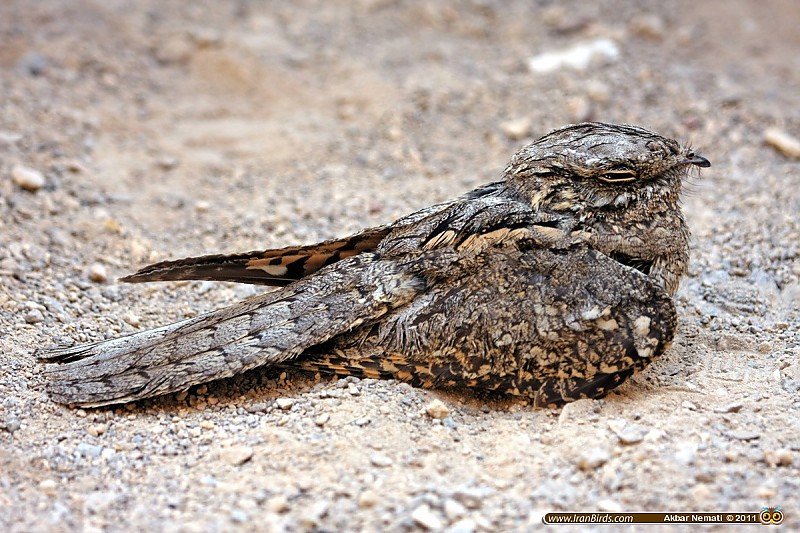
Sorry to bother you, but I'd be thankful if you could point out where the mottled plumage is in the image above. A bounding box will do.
[39,122,710,407]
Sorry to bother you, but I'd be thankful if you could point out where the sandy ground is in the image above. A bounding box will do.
[1,1,799,531]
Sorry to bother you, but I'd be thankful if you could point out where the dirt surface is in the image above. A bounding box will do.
[1,1,799,531]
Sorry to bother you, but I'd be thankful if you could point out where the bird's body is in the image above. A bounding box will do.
[39,122,710,407]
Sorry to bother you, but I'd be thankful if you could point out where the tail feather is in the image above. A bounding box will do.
[39,253,424,407]
[119,227,391,286]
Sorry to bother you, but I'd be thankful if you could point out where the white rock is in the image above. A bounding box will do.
[528,38,619,73]
[275,398,295,410]
[411,504,443,530]
[219,445,254,466]
[425,399,450,419]
[500,117,532,140]
[11,164,45,191]
[88,263,108,283]
[764,128,800,158]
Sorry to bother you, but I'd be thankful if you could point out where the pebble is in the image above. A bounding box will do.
[411,504,443,531]
[629,14,665,40]
[528,38,619,73]
[123,313,141,327]
[25,309,45,324]
[763,449,793,467]
[219,445,254,466]
[358,491,378,508]
[11,164,46,191]
[558,398,598,425]
[597,498,623,512]
[38,479,58,496]
[446,518,476,533]
[726,430,760,442]
[499,117,531,140]
[452,487,489,508]
[75,442,103,458]
[714,402,744,414]
[88,263,108,283]
[87,423,107,437]
[764,128,800,158]
[577,447,610,470]
[275,398,295,410]
[267,495,289,513]
[607,419,646,445]
[3,416,22,433]
[424,399,450,419]
[314,413,330,426]
[444,498,467,520]
[369,452,393,467]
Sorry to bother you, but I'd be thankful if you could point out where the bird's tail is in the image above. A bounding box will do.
[38,253,425,407]
[119,227,391,286]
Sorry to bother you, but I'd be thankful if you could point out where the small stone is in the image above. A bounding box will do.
[220,445,254,466]
[275,398,295,410]
[444,498,467,520]
[194,200,210,212]
[764,449,793,467]
[630,14,665,40]
[452,487,489,508]
[500,117,531,140]
[39,479,58,496]
[764,128,800,158]
[446,518,476,533]
[681,400,697,411]
[369,452,393,467]
[158,156,179,169]
[567,97,592,123]
[585,80,610,103]
[528,38,619,73]
[674,445,697,466]
[425,399,450,419]
[11,164,46,191]
[411,504,443,531]
[75,442,103,458]
[348,383,361,395]
[358,491,378,508]
[267,495,289,513]
[87,423,107,437]
[558,398,598,424]
[3,416,21,433]
[577,447,610,470]
[354,416,371,426]
[230,509,249,523]
[314,413,330,426]
[597,498,623,513]
[25,309,45,324]
[714,402,743,413]
[123,313,141,327]
[727,430,760,442]
[88,264,108,283]
[608,419,646,445]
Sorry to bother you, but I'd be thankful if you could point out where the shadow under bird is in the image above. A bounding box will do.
[38,122,710,408]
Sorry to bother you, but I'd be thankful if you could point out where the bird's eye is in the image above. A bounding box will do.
[533,170,559,178]
[598,168,638,183]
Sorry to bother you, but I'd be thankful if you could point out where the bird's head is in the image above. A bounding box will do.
[505,122,710,213]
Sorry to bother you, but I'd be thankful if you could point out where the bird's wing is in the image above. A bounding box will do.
[39,252,434,407]
[285,244,676,406]
[379,194,581,257]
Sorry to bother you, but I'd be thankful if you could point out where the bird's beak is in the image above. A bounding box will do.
[684,153,711,168]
